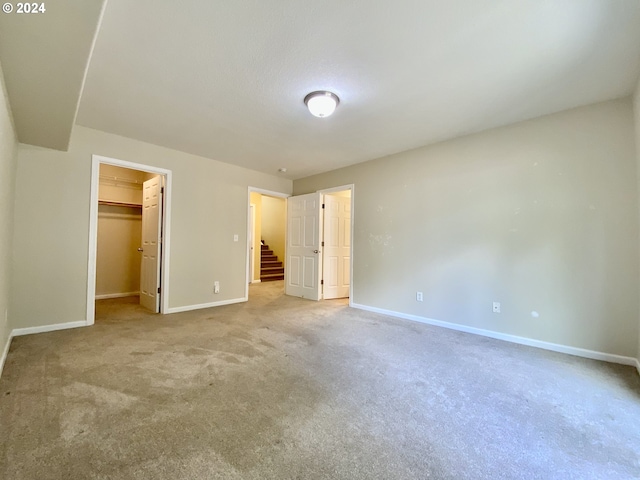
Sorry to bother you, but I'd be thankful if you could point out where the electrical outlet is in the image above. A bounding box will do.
[493,302,501,313]
[416,291,423,302]
[233,234,239,242]
[214,281,220,294]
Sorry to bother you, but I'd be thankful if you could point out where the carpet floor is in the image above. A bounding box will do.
[1,281,639,479]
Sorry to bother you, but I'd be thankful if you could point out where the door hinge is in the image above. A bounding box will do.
[321,241,324,247]
[322,203,325,209]
[320,279,324,285]
[157,287,161,294]
[161,187,164,194]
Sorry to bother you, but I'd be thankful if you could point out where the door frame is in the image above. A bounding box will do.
[318,184,355,306]
[249,203,256,283]
[246,187,290,298]
[87,155,173,325]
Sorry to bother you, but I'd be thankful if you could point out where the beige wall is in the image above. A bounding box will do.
[250,192,262,282]
[634,78,640,366]
[295,99,639,358]
[11,125,292,328]
[0,61,17,354]
[261,196,286,264]
[96,205,142,296]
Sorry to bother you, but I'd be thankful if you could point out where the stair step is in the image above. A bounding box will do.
[260,273,284,281]
[261,260,282,267]
[260,241,283,281]
[261,266,284,274]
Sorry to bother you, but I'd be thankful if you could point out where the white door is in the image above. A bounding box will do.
[285,192,322,300]
[140,175,162,312]
[322,194,351,299]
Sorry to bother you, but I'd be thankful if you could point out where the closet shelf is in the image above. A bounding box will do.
[99,174,143,188]
[98,200,142,208]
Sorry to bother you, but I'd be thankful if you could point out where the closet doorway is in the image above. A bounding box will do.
[87,156,172,324]
[285,185,354,302]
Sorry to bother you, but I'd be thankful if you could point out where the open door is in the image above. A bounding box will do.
[140,175,162,312]
[285,192,322,300]
[322,194,351,299]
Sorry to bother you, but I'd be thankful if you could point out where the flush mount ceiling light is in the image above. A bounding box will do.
[304,91,340,118]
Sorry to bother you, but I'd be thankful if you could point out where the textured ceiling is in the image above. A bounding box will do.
[75,0,640,179]
[0,0,105,150]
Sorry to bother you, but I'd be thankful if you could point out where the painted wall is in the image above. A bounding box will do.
[11,125,292,328]
[295,99,639,358]
[261,196,286,265]
[96,205,142,296]
[96,165,145,297]
[250,192,262,282]
[0,61,17,358]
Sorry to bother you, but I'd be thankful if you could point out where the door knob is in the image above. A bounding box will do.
[313,249,320,254]
[137,247,144,252]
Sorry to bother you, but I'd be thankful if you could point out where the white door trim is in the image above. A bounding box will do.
[246,187,290,298]
[88,155,173,325]
[249,203,256,283]
[318,184,355,306]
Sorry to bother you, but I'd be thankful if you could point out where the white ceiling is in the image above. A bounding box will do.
[0,0,105,150]
[13,1,640,179]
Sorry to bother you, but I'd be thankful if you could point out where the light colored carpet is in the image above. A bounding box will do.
[1,281,639,479]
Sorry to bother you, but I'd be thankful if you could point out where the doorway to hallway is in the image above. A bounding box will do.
[246,188,289,296]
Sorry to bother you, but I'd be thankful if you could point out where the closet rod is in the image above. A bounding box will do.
[98,200,142,208]
[99,174,142,186]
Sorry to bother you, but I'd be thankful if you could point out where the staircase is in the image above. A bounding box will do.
[261,243,284,281]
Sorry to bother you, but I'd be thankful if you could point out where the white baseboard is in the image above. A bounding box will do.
[250,280,261,284]
[95,292,139,300]
[165,297,247,314]
[12,320,88,337]
[0,330,12,379]
[351,303,638,368]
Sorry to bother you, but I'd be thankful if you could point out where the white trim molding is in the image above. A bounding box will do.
[12,321,87,338]
[165,297,247,314]
[351,303,638,368]
[636,358,640,376]
[95,292,140,300]
[0,333,12,379]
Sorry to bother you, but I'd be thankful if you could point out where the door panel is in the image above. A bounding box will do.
[140,175,162,312]
[322,194,351,299]
[285,192,322,300]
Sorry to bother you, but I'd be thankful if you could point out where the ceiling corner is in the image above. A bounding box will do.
[0,0,107,150]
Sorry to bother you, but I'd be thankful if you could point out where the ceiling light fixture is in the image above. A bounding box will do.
[278,167,287,173]
[304,91,340,118]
